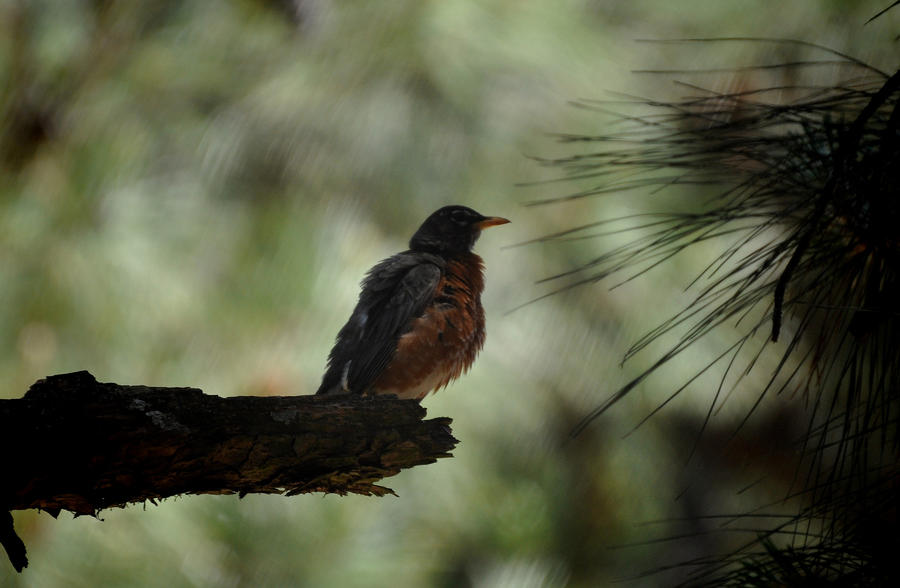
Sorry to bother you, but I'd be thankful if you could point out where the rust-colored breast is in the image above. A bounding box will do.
[373,253,486,400]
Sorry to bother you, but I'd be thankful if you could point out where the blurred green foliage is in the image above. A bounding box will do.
[1,0,896,586]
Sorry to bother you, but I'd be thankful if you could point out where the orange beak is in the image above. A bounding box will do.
[475,216,510,229]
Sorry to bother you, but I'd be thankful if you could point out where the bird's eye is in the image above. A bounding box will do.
[450,210,468,224]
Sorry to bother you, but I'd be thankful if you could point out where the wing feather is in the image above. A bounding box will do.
[316,252,443,395]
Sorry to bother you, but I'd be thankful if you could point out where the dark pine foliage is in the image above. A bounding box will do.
[530,37,900,585]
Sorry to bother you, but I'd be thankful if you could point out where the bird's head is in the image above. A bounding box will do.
[409,205,509,254]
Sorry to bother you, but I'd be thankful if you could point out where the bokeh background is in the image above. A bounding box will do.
[1,1,897,586]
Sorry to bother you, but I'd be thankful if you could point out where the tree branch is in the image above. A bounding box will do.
[0,371,457,571]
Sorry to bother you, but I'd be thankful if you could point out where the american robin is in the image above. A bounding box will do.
[316,205,509,400]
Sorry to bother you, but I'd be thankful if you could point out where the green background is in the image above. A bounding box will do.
[1,1,896,586]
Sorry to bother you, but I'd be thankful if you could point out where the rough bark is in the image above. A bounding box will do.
[0,371,457,572]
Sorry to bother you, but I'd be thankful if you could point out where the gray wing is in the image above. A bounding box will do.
[316,253,442,395]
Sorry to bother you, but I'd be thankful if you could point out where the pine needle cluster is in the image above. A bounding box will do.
[534,38,899,584]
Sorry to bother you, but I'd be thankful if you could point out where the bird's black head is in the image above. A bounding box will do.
[409,205,509,255]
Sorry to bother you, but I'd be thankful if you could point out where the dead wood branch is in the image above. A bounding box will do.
[0,371,457,571]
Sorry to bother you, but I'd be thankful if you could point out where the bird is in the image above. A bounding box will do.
[316,205,509,400]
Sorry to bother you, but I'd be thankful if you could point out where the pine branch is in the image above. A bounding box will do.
[526,37,899,584]
[0,371,457,572]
